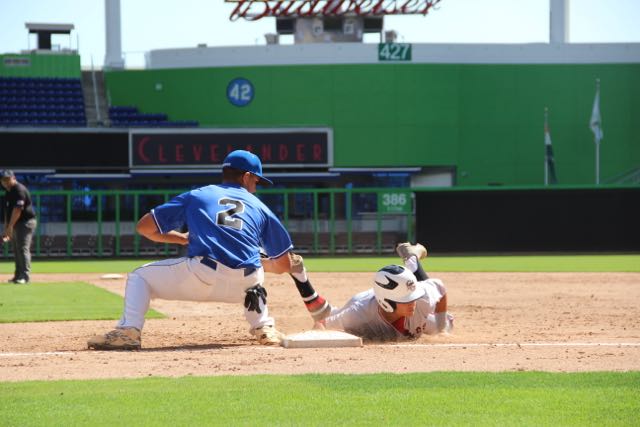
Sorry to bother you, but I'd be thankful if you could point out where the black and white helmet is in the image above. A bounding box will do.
[373,265,424,313]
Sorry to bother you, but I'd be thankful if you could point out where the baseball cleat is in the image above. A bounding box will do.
[252,325,285,346]
[446,313,454,333]
[290,253,305,275]
[87,327,141,350]
[396,242,427,261]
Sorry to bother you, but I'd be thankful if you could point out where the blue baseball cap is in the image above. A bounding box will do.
[222,150,273,186]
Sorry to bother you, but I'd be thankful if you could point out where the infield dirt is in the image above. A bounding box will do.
[1,271,639,381]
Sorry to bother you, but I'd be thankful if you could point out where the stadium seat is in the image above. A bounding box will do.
[0,76,86,127]
[108,104,198,128]
[72,235,97,256]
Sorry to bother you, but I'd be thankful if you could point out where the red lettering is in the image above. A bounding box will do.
[279,144,289,161]
[175,144,184,162]
[137,137,150,163]
[261,144,272,161]
[419,0,437,15]
[385,0,400,14]
[296,144,305,161]
[323,0,345,15]
[273,0,296,16]
[313,144,322,161]
[158,144,167,163]
[193,144,203,161]
[401,0,418,13]
[235,0,271,21]
[228,0,244,21]
[229,0,256,21]
[210,144,221,162]
[227,0,437,20]
[342,0,360,14]
[246,144,254,153]
[297,0,322,16]
[372,0,385,15]
[354,0,373,14]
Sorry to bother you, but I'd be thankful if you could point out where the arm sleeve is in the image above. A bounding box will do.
[151,192,189,234]
[14,187,27,207]
[415,279,445,314]
[324,301,367,332]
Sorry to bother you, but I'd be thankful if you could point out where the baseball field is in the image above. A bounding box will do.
[1,254,639,425]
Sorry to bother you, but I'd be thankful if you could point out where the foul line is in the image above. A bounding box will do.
[376,342,640,349]
[1,342,640,357]
[0,351,70,357]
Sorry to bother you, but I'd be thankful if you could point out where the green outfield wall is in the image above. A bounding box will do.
[0,53,81,78]
[104,63,640,187]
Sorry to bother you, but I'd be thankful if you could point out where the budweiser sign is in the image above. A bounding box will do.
[226,0,442,21]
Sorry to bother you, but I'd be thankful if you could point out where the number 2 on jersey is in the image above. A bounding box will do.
[217,198,245,230]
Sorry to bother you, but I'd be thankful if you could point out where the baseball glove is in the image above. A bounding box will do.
[244,284,267,313]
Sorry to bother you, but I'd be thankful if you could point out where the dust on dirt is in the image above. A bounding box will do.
[1,272,639,381]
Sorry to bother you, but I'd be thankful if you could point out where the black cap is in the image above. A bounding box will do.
[1,170,15,179]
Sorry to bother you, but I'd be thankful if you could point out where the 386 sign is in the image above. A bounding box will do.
[378,191,412,213]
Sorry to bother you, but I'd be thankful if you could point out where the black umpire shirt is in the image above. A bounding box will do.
[4,182,36,224]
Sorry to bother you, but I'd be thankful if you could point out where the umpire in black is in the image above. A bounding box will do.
[1,170,37,284]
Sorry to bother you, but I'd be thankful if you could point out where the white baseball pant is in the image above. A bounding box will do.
[117,256,273,333]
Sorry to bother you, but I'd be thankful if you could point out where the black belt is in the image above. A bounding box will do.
[200,257,257,277]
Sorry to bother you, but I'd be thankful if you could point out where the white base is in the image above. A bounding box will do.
[100,273,125,280]
[282,330,363,348]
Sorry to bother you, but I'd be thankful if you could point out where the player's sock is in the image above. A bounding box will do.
[435,312,451,332]
[404,256,429,281]
[290,264,308,283]
[290,275,332,322]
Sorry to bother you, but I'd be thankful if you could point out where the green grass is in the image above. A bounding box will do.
[0,282,163,323]
[1,254,639,273]
[0,372,638,426]
[0,259,158,274]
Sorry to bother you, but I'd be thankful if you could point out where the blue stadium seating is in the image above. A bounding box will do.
[108,105,198,128]
[0,76,86,127]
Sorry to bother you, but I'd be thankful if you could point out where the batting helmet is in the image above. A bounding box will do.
[373,265,425,313]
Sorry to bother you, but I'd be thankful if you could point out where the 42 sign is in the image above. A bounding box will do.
[378,43,412,61]
[227,78,254,107]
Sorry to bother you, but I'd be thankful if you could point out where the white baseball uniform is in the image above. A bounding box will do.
[323,278,447,341]
[119,256,269,331]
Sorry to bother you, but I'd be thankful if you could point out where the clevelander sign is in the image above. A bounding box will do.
[129,129,332,168]
[226,0,441,21]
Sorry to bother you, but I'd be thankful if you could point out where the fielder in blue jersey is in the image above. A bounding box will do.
[88,150,294,350]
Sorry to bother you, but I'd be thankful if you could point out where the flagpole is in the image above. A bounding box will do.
[595,134,600,185]
[544,107,549,186]
[593,78,601,185]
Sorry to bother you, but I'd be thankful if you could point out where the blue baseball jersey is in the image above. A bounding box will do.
[151,183,293,269]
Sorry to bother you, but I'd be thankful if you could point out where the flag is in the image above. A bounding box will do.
[544,111,558,185]
[590,80,603,144]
